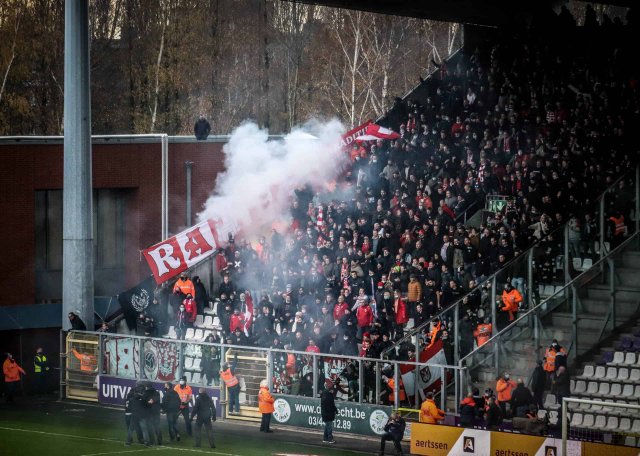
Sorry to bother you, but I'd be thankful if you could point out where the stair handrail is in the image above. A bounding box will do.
[382,164,638,358]
[457,230,640,375]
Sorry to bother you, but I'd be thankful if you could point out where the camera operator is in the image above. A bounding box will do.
[378,411,406,455]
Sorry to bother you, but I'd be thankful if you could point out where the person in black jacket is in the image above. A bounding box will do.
[161,382,181,442]
[125,387,144,444]
[194,115,211,140]
[485,395,502,430]
[190,388,216,448]
[68,312,86,331]
[379,411,406,455]
[320,380,338,444]
[143,383,162,445]
[193,276,208,315]
[530,360,546,409]
[125,383,150,446]
[510,379,533,418]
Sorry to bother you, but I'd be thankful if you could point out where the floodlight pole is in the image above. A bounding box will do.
[62,0,94,330]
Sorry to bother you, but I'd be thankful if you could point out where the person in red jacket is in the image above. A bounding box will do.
[183,294,198,325]
[393,291,408,340]
[355,299,374,341]
[333,296,349,322]
[229,309,245,333]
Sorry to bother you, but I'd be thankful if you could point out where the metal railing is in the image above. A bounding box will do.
[458,230,640,398]
[383,163,639,366]
[68,330,465,414]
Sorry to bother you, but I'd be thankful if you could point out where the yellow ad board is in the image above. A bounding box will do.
[491,430,547,456]
[411,423,583,456]
[582,442,640,456]
[410,423,464,455]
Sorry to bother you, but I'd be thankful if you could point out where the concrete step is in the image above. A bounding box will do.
[622,251,640,269]
[616,268,640,287]
[579,298,639,317]
[551,312,606,331]
[586,285,640,303]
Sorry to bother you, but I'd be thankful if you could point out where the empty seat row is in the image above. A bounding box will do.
[572,257,594,272]
[615,337,640,352]
[577,364,640,382]
[571,379,640,400]
[570,413,639,434]
[607,351,639,367]
[183,371,201,385]
[194,314,220,330]
[184,356,202,371]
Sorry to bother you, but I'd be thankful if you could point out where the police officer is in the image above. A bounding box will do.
[161,382,181,442]
[191,387,217,448]
[143,382,162,445]
[33,347,50,394]
[125,382,150,446]
[174,376,193,436]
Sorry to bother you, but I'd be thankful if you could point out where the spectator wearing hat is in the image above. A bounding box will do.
[258,379,275,433]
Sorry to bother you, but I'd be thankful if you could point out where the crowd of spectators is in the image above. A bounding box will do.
[129,10,639,403]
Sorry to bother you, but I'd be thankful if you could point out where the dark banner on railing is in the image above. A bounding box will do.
[98,375,221,417]
[271,394,392,437]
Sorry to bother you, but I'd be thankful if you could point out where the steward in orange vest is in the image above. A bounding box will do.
[426,318,443,348]
[420,392,445,423]
[501,283,523,321]
[173,273,196,298]
[174,376,193,436]
[72,348,97,372]
[474,319,493,347]
[220,356,241,415]
[258,379,275,432]
[543,340,566,373]
[3,354,26,403]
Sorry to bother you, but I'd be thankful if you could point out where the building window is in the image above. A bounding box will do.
[35,189,128,302]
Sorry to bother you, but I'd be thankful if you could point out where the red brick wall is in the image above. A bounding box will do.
[0,139,226,306]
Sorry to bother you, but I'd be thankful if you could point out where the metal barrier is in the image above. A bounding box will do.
[458,231,640,399]
[68,330,465,420]
[64,331,99,401]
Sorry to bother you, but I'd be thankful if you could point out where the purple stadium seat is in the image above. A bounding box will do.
[599,351,615,365]
[615,337,633,352]
[633,338,640,352]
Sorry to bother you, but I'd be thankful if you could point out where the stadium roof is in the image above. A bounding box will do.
[289,0,633,26]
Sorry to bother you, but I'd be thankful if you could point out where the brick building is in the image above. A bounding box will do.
[0,136,229,308]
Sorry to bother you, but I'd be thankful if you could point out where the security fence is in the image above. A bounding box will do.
[64,331,99,401]
[64,330,465,421]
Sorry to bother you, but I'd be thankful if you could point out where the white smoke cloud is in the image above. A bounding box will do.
[197,119,347,240]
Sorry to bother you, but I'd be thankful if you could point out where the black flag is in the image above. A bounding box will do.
[118,276,156,331]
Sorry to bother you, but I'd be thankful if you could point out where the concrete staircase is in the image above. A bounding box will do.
[224,349,268,422]
[466,244,640,397]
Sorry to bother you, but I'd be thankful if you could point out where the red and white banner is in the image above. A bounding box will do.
[143,219,222,284]
[340,119,373,148]
[363,124,400,140]
[400,339,448,405]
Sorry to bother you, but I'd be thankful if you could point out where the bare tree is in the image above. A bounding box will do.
[0,3,20,106]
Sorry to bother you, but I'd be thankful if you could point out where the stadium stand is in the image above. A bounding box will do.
[101,6,640,444]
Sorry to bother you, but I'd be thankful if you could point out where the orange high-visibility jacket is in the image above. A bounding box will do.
[3,359,26,382]
[420,398,445,424]
[258,386,275,414]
